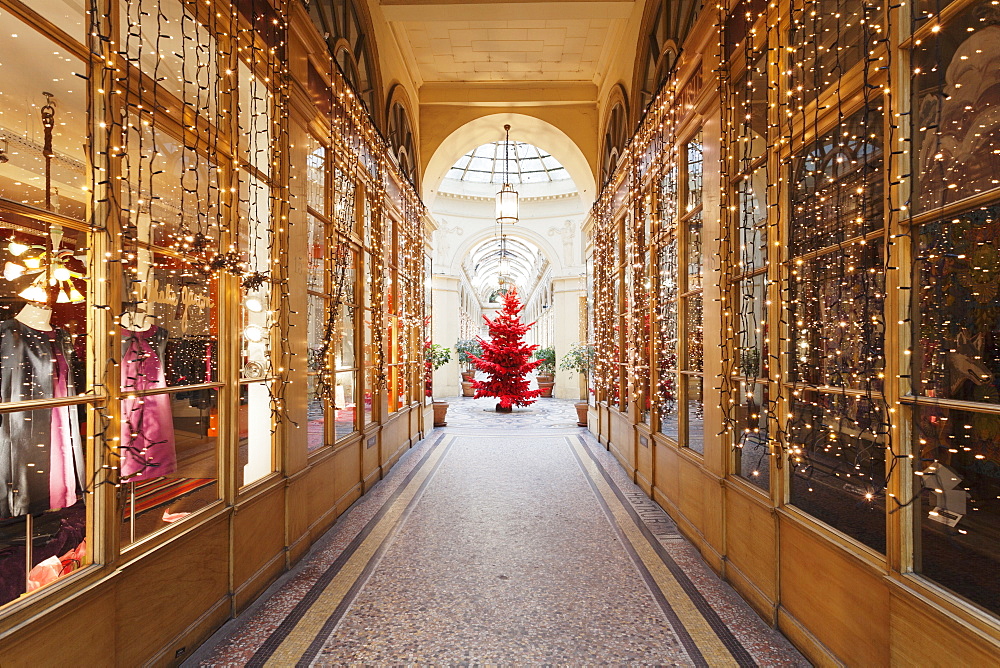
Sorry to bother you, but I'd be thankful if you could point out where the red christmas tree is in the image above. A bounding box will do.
[470,288,542,412]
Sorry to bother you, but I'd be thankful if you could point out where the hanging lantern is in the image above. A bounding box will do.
[495,124,518,225]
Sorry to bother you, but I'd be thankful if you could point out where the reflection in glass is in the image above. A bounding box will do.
[334,371,356,441]
[738,274,767,379]
[914,204,1000,404]
[738,167,768,273]
[735,381,770,490]
[686,375,704,454]
[660,371,679,439]
[239,62,271,177]
[686,136,703,211]
[912,405,1000,615]
[685,295,703,372]
[788,240,885,390]
[686,213,703,290]
[121,390,219,546]
[912,3,1000,214]
[306,375,325,452]
[788,391,887,552]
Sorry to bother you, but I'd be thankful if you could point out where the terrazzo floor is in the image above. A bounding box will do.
[188,397,808,667]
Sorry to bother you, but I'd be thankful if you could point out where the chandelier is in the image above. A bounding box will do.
[495,124,518,225]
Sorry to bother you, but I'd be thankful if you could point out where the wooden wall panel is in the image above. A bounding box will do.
[635,430,652,494]
[233,486,287,612]
[609,411,634,474]
[677,457,706,535]
[0,587,117,667]
[724,486,777,602]
[890,583,1000,667]
[286,473,312,565]
[653,442,679,500]
[778,517,890,667]
[363,431,380,488]
[116,518,230,667]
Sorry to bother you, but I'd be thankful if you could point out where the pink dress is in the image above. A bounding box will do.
[120,326,176,481]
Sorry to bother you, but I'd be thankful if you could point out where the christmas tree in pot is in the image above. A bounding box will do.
[469,288,543,412]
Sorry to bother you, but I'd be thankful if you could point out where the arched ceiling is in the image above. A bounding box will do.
[464,235,546,301]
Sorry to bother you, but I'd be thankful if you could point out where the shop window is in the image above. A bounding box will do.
[679,135,705,454]
[657,238,679,438]
[786,102,887,552]
[910,201,1000,615]
[788,0,872,105]
[0,12,87,219]
[0,213,91,608]
[333,252,358,440]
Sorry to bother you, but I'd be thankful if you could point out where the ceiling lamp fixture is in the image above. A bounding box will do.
[495,124,518,225]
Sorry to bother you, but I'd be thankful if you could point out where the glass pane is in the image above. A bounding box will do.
[307,294,325,372]
[737,167,768,274]
[306,141,326,215]
[660,165,677,225]
[334,371,356,441]
[122,249,218,388]
[659,371,679,439]
[734,53,768,170]
[121,0,219,117]
[788,239,885,390]
[685,294,703,372]
[735,381,770,490]
[686,135,703,212]
[686,213,703,290]
[738,273,767,379]
[912,405,1000,615]
[307,216,326,293]
[121,389,219,546]
[914,204,1000,403]
[0,474,87,607]
[685,375,704,454]
[124,120,223,251]
[337,303,356,370]
[238,62,271,177]
[238,381,273,487]
[788,390,888,552]
[363,364,375,425]
[306,375,325,453]
[0,15,87,219]
[789,0,871,103]
[790,104,883,256]
[912,2,1000,214]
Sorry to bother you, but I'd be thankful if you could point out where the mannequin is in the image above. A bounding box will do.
[14,302,54,331]
[0,301,84,518]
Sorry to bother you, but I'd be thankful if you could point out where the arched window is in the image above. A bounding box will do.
[601,96,628,187]
[386,86,418,187]
[306,0,383,126]
[634,0,702,121]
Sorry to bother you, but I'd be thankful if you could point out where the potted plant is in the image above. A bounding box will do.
[455,338,482,396]
[560,342,595,426]
[533,346,556,397]
[427,343,452,426]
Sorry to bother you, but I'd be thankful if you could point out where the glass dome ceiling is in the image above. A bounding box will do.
[446,141,571,184]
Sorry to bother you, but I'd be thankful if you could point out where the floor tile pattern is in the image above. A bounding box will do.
[189,396,807,667]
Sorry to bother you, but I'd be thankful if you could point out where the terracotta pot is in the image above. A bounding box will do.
[537,380,555,397]
[461,380,476,397]
[536,373,554,383]
[575,402,589,427]
[461,371,475,382]
[432,400,448,427]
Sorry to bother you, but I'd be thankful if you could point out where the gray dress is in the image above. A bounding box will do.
[0,319,84,518]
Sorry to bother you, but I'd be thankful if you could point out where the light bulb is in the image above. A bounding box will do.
[18,284,48,303]
[243,324,265,342]
[56,289,71,303]
[8,241,28,256]
[244,295,264,313]
[67,287,85,303]
[24,257,41,270]
[53,265,71,281]
[3,261,25,281]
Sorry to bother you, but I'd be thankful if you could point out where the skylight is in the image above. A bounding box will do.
[445,141,570,184]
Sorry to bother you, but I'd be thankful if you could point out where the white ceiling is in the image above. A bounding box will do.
[380,1,633,85]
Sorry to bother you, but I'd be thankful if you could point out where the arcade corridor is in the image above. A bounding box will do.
[190,399,805,666]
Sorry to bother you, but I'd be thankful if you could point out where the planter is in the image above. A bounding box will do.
[575,402,589,427]
[537,380,555,397]
[536,373,554,384]
[432,400,449,427]
[461,380,476,397]
[495,403,512,413]
[461,371,475,382]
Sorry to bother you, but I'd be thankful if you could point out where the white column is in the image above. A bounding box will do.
[552,274,586,399]
[432,274,462,398]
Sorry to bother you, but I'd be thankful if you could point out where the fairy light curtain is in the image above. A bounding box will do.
[593,0,1000,617]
